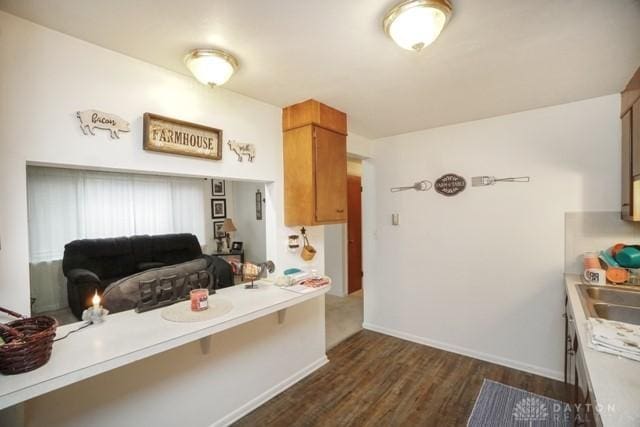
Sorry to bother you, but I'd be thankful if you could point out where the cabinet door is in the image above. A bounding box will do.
[284,126,315,226]
[314,126,347,222]
[622,110,632,219]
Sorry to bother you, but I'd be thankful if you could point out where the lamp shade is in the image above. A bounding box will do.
[184,49,239,87]
[383,0,452,52]
[221,218,237,233]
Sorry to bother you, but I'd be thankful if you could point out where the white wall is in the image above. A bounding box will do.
[0,12,328,425]
[324,224,347,297]
[347,132,374,159]
[230,180,267,262]
[364,94,621,379]
[203,179,268,262]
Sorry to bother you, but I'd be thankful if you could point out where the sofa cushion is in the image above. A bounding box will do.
[63,236,136,279]
[101,258,209,314]
[130,235,153,264]
[150,233,202,265]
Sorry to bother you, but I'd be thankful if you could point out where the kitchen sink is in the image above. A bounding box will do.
[593,303,640,326]
[577,284,640,326]
[584,286,640,308]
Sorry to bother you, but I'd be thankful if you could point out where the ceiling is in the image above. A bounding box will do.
[1,0,639,138]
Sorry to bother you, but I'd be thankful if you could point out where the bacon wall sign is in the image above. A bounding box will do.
[434,173,466,197]
[77,110,130,139]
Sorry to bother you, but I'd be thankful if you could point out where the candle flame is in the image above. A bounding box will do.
[92,291,100,306]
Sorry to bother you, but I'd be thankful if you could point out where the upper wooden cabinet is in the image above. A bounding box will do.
[283,100,348,226]
[621,66,640,221]
[283,99,347,135]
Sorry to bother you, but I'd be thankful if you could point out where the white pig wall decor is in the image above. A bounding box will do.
[77,110,130,139]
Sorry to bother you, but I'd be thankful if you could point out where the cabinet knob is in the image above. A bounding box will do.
[336,209,345,213]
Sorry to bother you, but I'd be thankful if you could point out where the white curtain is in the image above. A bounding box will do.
[27,167,206,263]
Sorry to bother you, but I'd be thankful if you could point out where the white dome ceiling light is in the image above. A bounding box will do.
[184,49,239,87]
[383,0,452,52]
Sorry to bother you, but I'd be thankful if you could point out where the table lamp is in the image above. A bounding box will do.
[221,218,237,253]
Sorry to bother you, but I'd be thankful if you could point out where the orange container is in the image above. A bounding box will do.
[606,267,629,284]
[583,252,600,270]
[190,289,208,311]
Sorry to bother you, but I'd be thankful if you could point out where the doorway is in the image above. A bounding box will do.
[324,158,364,349]
[347,174,362,294]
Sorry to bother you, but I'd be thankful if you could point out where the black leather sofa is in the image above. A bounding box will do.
[62,233,234,319]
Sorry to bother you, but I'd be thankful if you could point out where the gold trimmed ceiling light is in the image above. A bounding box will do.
[383,0,452,52]
[184,49,239,87]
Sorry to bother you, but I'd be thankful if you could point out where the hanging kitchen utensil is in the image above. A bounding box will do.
[471,176,530,187]
[390,180,432,192]
[300,227,316,261]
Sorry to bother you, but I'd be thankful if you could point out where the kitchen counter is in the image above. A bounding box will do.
[565,274,640,426]
[0,281,330,410]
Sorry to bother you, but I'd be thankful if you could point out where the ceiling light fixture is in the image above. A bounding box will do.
[184,49,239,87]
[383,0,452,52]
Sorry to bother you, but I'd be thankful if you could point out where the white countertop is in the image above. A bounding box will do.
[0,282,329,410]
[565,274,640,426]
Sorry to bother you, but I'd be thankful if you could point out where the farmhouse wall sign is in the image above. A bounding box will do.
[143,113,222,160]
[228,140,256,162]
[77,110,130,139]
[434,173,466,197]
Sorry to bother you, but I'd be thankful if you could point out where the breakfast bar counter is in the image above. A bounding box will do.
[0,281,330,411]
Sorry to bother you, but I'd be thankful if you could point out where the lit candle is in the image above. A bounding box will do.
[92,291,101,312]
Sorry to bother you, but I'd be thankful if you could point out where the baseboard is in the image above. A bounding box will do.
[363,322,563,381]
[210,355,329,427]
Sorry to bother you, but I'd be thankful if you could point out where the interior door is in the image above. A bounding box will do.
[314,126,347,222]
[347,175,362,294]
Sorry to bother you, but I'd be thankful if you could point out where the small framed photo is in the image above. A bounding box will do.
[213,221,225,238]
[211,179,225,196]
[231,241,243,252]
[211,198,227,219]
[256,189,263,220]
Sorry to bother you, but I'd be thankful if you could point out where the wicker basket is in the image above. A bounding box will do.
[0,306,57,375]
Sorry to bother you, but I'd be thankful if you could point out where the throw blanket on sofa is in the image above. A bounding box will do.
[102,258,209,314]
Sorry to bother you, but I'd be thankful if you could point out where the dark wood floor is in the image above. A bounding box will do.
[234,330,567,427]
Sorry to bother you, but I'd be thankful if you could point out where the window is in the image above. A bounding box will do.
[27,167,205,262]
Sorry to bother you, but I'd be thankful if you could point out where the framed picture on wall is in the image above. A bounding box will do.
[211,179,225,196]
[213,221,225,238]
[256,189,263,220]
[211,198,227,219]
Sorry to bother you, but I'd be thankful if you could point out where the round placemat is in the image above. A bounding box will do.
[161,296,233,323]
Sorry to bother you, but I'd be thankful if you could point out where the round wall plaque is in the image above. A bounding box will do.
[434,174,466,197]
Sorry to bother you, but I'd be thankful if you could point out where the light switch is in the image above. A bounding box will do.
[392,213,399,226]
